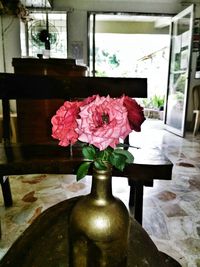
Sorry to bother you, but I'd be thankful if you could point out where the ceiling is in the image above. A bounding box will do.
[20,0,200,9]
[95,14,172,28]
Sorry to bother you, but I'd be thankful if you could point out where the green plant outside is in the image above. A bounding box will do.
[142,95,165,109]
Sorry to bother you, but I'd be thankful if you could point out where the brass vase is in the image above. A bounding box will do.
[69,165,130,267]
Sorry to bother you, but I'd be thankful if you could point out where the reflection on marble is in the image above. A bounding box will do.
[0,119,200,267]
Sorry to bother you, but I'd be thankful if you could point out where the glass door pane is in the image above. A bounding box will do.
[164,5,194,136]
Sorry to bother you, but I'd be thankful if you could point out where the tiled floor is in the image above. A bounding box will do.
[0,119,200,267]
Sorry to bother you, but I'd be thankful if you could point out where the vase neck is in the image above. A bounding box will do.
[90,167,114,204]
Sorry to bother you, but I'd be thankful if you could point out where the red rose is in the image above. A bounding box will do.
[122,96,145,132]
[51,101,82,146]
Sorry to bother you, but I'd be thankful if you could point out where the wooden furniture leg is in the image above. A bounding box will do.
[0,176,13,207]
[134,182,144,224]
[129,184,135,207]
[129,181,144,224]
[128,180,153,225]
[193,110,200,136]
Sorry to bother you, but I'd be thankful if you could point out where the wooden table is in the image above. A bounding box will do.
[0,143,173,225]
[127,146,173,224]
[0,197,180,267]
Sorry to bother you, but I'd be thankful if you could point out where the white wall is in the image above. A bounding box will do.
[67,10,88,61]
[0,16,21,73]
[0,16,20,115]
[0,17,3,72]
[186,5,200,127]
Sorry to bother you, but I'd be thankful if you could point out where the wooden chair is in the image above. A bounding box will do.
[0,113,17,143]
[192,85,200,135]
[0,73,172,225]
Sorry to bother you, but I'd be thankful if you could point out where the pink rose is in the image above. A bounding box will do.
[82,95,97,105]
[76,95,131,150]
[122,96,145,132]
[51,101,82,146]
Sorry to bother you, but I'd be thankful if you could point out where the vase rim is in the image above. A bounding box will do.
[93,163,112,173]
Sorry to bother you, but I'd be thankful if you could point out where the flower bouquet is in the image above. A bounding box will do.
[51,94,145,267]
[51,94,145,179]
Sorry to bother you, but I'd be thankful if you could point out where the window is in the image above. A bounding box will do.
[20,11,67,58]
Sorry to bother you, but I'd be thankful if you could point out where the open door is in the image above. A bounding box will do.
[164,5,194,137]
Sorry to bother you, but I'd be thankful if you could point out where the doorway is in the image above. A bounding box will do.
[164,5,194,137]
[88,13,172,120]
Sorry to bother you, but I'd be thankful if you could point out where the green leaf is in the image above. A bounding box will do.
[109,153,126,171]
[113,149,134,164]
[94,159,107,170]
[97,149,110,162]
[106,146,114,153]
[82,145,96,160]
[76,162,91,181]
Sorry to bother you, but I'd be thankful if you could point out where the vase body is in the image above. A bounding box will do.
[69,166,130,267]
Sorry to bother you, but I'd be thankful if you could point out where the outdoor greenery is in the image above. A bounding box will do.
[95,48,120,76]
[142,95,165,110]
[91,35,169,109]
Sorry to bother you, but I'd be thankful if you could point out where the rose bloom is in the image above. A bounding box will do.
[122,96,145,132]
[76,95,132,150]
[51,101,82,146]
[82,95,97,105]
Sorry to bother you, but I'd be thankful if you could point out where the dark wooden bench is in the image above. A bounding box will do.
[0,73,172,224]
